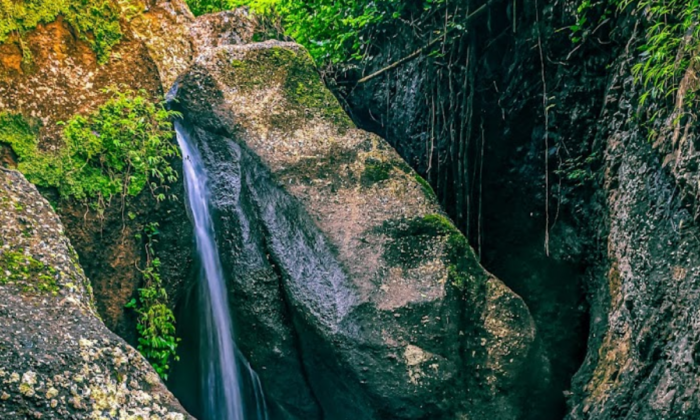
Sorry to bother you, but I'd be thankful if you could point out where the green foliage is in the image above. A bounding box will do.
[185,0,233,16]
[0,0,124,64]
[554,152,600,188]
[569,0,614,44]
[573,1,700,126]
[0,249,59,295]
[187,0,446,65]
[125,222,180,380]
[623,0,700,107]
[0,112,37,157]
[0,89,180,215]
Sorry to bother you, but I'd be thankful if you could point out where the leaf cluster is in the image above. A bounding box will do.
[125,222,180,380]
[186,0,448,65]
[571,0,700,139]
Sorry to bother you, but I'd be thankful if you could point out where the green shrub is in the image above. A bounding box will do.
[573,1,700,108]
[125,222,180,380]
[0,89,180,215]
[0,0,124,63]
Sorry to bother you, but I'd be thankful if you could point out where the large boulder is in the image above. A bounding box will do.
[0,167,193,420]
[172,40,537,420]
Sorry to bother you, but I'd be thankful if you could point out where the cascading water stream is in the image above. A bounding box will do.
[175,121,268,420]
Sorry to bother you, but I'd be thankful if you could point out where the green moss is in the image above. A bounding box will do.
[228,46,354,129]
[381,214,484,288]
[0,113,39,157]
[0,89,180,215]
[361,157,393,186]
[414,174,437,200]
[0,0,125,64]
[0,250,59,295]
[125,222,179,380]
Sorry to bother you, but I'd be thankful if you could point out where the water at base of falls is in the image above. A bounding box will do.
[176,121,269,420]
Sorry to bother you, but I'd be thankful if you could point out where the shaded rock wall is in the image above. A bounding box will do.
[565,17,700,419]
[336,1,612,418]
[336,1,700,419]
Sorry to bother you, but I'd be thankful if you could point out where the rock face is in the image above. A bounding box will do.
[171,40,537,420]
[337,3,600,418]
[335,1,700,419]
[0,167,193,420]
[0,0,193,339]
[0,0,256,341]
[565,22,700,420]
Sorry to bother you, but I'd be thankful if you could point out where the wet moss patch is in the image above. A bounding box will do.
[414,174,437,201]
[361,157,394,187]
[380,214,485,288]
[0,0,125,64]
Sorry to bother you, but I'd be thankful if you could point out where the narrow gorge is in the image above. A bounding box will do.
[1,1,700,420]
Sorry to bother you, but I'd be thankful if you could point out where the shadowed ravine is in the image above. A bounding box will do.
[176,120,269,420]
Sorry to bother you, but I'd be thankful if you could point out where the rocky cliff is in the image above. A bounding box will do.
[7,1,699,419]
[0,2,542,419]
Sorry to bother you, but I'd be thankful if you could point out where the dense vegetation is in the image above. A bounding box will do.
[0,89,180,215]
[186,0,700,127]
[574,1,700,123]
[186,0,448,65]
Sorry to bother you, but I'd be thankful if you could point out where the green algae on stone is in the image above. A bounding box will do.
[381,213,485,288]
[227,46,353,129]
[0,249,59,295]
[0,113,39,159]
[361,157,394,186]
[414,174,437,201]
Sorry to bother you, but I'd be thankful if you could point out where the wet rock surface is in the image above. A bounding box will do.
[0,167,193,419]
[171,40,537,420]
[565,39,700,419]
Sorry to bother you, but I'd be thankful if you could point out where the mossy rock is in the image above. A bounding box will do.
[380,213,485,288]
[220,44,353,130]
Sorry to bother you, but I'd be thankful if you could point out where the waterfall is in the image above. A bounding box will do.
[175,121,269,420]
